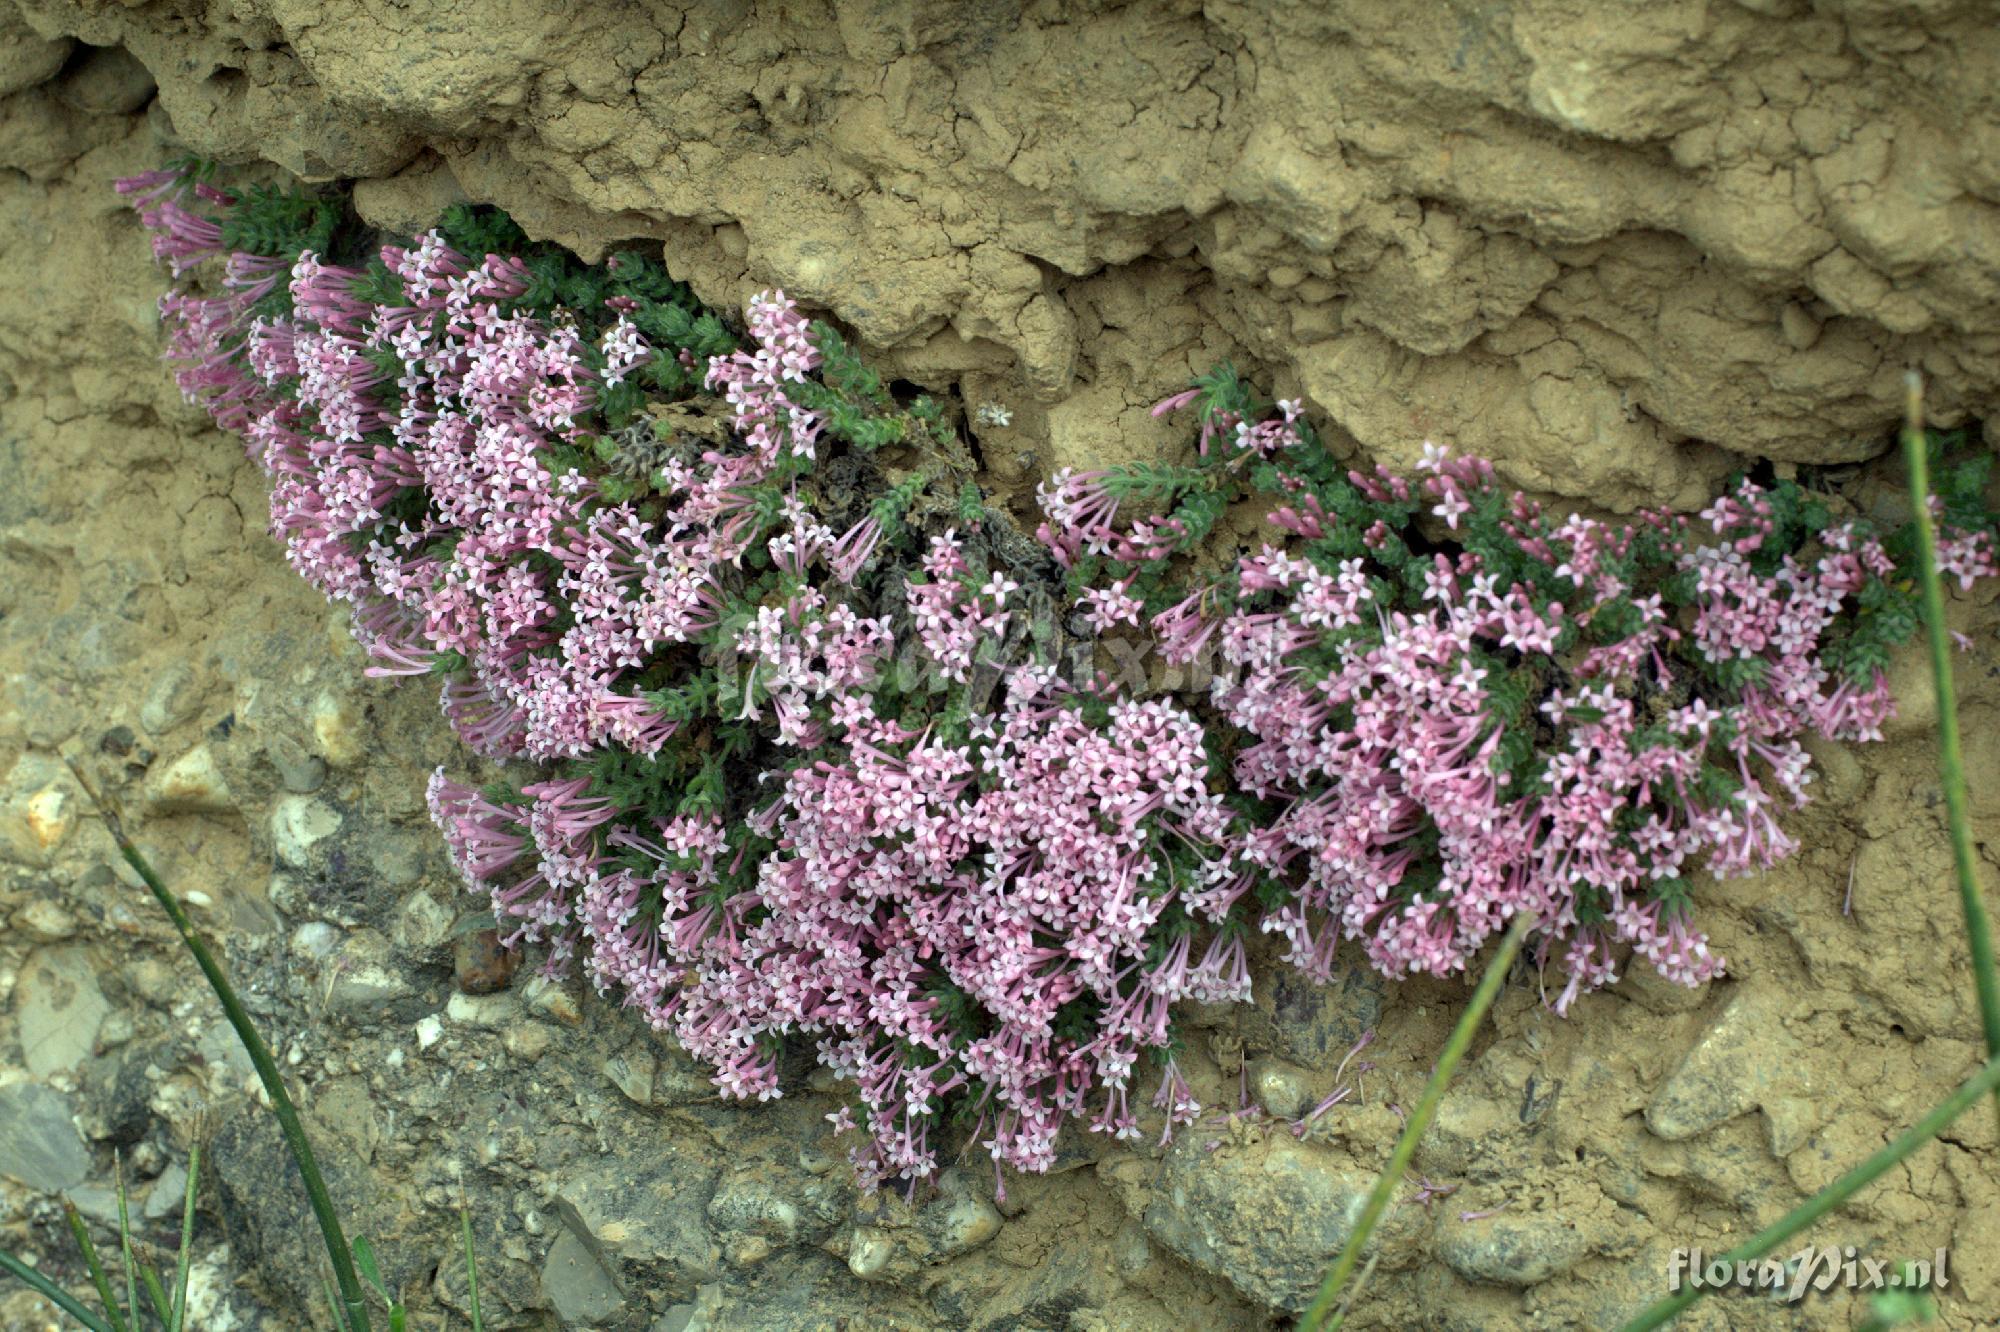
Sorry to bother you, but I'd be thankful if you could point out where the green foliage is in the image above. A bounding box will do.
[219,182,343,261]
[436,203,529,261]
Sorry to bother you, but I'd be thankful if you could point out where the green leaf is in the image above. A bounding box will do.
[353,1236,386,1297]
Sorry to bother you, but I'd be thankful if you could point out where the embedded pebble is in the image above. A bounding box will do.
[1437,1209,1599,1287]
[1646,986,1799,1141]
[1249,1057,1312,1121]
[145,743,233,813]
[17,945,109,1077]
[447,990,520,1028]
[847,1227,895,1279]
[12,897,77,942]
[0,1082,90,1191]
[414,1015,444,1049]
[269,795,341,867]
[604,1049,655,1105]
[288,921,340,960]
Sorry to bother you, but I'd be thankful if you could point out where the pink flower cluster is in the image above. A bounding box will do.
[128,170,1998,1189]
[1046,437,1996,1012]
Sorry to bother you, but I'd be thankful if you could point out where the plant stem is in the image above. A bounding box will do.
[1899,372,2000,1136]
[115,1154,139,1332]
[462,1205,484,1332]
[169,1141,200,1331]
[64,1202,129,1332]
[64,759,373,1332]
[1300,911,1534,1330]
[1620,1047,2000,1331]
[0,1246,113,1331]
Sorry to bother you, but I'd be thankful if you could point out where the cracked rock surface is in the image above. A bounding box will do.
[4,3,2000,1327]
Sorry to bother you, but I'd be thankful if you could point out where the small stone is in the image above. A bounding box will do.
[146,1162,191,1220]
[67,1184,123,1227]
[0,1083,90,1192]
[1777,302,1821,352]
[2,755,79,864]
[310,691,365,768]
[95,1010,135,1051]
[18,945,110,1078]
[414,1016,444,1050]
[605,1049,655,1106]
[269,796,342,868]
[13,897,77,943]
[847,1227,895,1279]
[446,991,520,1028]
[926,1198,1003,1257]
[391,890,452,955]
[24,786,75,850]
[504,1022,553,1059]
[1138,1134,1427,1314]
[453,928,519,995]
[140,662,201,735]
[524,976,582,1025]
[709,1171,804,1246]
[145,744,234,814]
[323,933,411,1019]
[267,873,309,918]
[541,1229,624,1326]
[1249,1057,1313,1121]
[1437,1209,1597,1287]
[265,733,327,795]
[288,921,340,960]
[1646,986,1799,1141]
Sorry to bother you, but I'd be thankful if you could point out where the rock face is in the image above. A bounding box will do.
[1128,1134,1428,1314]
[6,3,2000,1329]
[0,1081,89,1191]
[9,1,2000,510]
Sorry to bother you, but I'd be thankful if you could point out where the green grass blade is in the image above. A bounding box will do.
[1620,1047,2000,1331]
[63,1201,130,1332]
[1899,373,2000,1134]
[323,1272,348,1332]
[1301,911,1534,1330]
[137,1256,172,1328]
[115,1155,139,1332]
[462,1205,483,1332]
[0,1245,115,1332]
[65,760,373,1332]
[352,1235,386,1299]
[169,1142,199,1332]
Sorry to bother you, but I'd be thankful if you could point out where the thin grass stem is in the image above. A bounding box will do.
[115,1155,138,1332]
[63,1202,129,1332]
[64,759,372,1332]
[0,1246,113,1331]
[1899,372,2000,1136]
[1300,911,1534,1330]
[169,1141,199,1331]
[462,1205,483,1332]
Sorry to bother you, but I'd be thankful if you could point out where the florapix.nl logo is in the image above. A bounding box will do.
[1669,1247,1949,1304]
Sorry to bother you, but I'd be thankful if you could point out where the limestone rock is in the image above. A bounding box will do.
[144,743,234,814]
[1135,1134,1426,1314]
[1646,986,1801,1141]
[17,944,109,1078]
[0,1082,90,1191]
